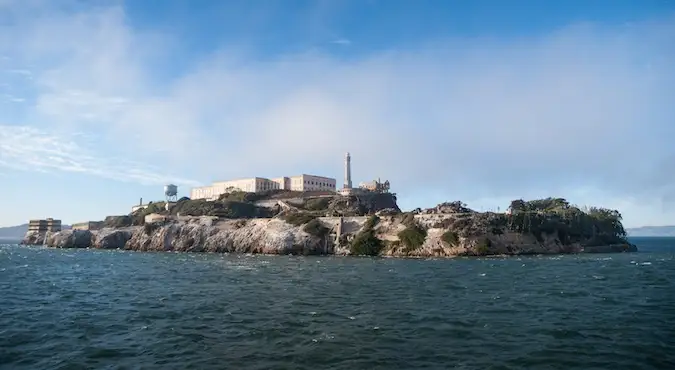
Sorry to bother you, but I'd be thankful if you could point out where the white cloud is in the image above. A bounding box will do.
[0,125,200,187]
[1,1,675,226]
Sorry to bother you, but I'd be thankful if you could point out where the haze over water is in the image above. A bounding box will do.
[1,238,674,369]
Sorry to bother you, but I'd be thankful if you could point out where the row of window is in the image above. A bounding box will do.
[304,180,335,188]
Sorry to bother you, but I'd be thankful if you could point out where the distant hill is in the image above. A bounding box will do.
[0,224,27,239]
[627,226,675,237]
[0,223,72,240]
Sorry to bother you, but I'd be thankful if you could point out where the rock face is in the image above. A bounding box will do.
[126,219,328,254]
[23,217,331,255]
[94,228,134,249]
[45,230,94,248]
[20,212,637,257]
[21,231,48,245]
[19,197,637,257]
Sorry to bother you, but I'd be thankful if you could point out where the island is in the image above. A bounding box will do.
[20,190,637,256]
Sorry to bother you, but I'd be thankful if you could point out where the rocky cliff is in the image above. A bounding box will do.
[21,197,638,257]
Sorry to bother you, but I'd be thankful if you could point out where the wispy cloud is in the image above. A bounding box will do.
[0,125,200,187]
[331,38,351,45]
[6,68,32,76]
[2,94,24,103]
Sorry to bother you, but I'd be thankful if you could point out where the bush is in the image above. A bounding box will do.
[103,215,133,228]
[350,230,383,256]
[283,212,316,226]
[441,230,458,246]
[304,197,331,211]
[476,238,492,255]
[303,219,329,237]
[143,222,160,235]
[214,201,261,218]
[219,189,289,204]
[364,215,380,230]
[398,224,427,252]
[170,199,270,218]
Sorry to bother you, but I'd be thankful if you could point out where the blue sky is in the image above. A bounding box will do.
[0,0,674,227]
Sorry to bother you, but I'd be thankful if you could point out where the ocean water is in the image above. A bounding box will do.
[0,238,673,370]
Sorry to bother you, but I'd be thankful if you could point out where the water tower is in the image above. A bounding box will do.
[164,184,178,202]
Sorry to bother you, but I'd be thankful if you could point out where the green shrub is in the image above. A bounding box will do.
[304,197,331,211]
[303,219,329,237]
[398,224,427,252]
[283,212,316,226]
[441,230,459,246]
[364,215,380,230]
[214,201,261,218]
[350,231,383,256]
[143,222,160,235]
[104,215,133,228]
[476,238,492,255]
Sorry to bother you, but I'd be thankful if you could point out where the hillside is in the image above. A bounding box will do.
[0,224,28,239]
[126,190,400,225]
[0,223,71,240]
[22,196,636,256]
[627,225,675,237]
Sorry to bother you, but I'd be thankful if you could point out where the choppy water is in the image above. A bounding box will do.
[1,238,674,369]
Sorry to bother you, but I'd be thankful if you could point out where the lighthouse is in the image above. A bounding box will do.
[344,152,352,189]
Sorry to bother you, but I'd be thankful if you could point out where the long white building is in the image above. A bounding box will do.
[190,174,337,200]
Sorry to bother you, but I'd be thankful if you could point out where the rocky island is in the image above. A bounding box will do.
[21,191,637,256]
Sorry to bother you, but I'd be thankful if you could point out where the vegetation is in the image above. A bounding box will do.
[303,219,329,237]
[364,215,380,230]
[434,197,628,247]
[169,199,271,219]
[127,190,400,223]
[282,212,317,226]
[218,190,286,203]
[504,198,627,245]
[103,215,133,228]
[323,193,400,217]
[350,230,384,256]
[437,201,473,213]
[441,230,459,246]
[397,224,427,252]
[143,222,161,235]
[349,212,384,256]
[131,202,167,225]
[475,237,492,255]
[303,197,331,211]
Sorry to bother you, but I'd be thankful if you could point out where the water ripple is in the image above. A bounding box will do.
[0,241,674,369]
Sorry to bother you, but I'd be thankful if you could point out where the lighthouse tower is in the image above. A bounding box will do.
[344,152,352,189]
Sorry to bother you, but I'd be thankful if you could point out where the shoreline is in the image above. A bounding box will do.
[15,240,637,258]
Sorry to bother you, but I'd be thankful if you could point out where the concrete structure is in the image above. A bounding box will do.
[344,152,352,189]
[145,213,168,224]
[339,151,362,196]
[28,218,62,233]
[359,178,391,193]
[190,174,336,201]
[71,221,103,231]
[132,204,149,213]
[131,198,149,213]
